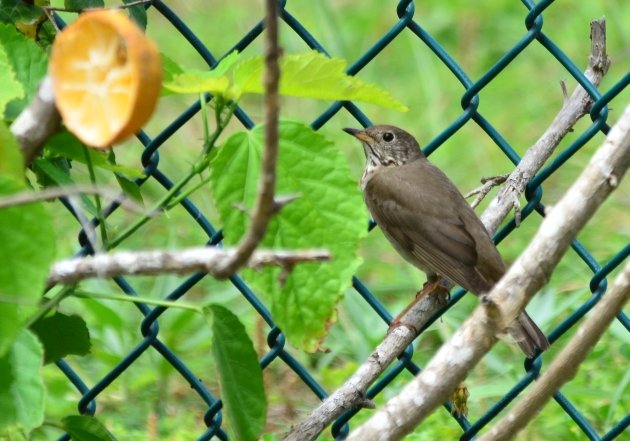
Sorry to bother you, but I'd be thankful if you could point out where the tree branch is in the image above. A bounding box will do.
[283,18,610,441]
[10,75,60,166]
[346,97,630,441]
[0,184,144,214]
[47,247,330,286]
[213,0,281,279]
[480,18,610,232]
[479,261,630,441]
[283,288,449,441]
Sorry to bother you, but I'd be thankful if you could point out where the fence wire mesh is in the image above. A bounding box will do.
[50,1,630,440]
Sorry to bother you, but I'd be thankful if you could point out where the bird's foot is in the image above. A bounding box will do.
[464,173,510,209]
[388,279,450,333]
[421,277,451,302]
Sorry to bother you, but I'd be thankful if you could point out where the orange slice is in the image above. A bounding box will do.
[50,9,161,148]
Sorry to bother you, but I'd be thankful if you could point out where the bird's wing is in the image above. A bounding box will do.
[364,160,500,292]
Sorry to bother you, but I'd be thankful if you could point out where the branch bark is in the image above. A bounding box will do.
[283,18,610,441]
[346,97,630,441]
[480,18,610,233]
[283,289,449,441]
[47,247,330,285]
[212,0,281,279]
[479,261,630,441]
[0,184,143,213]
[10,75,60,166]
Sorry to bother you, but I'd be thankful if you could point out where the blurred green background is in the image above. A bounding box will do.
[37,1,630,440]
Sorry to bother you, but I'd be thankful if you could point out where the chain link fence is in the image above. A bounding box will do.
[51,1,630,440]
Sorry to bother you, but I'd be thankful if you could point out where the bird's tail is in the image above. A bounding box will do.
[508,311,550,357]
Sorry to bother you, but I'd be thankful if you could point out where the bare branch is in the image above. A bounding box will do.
[480,18,610,235]
[0,184,144,214]
[65,196,99,253]
[283,19,610,441]
[479,261,630,441]
[213,0,280,279]
[10,76,60,166]
[346,97,630,441]
[47,247,330,286]
[283,288,449,441]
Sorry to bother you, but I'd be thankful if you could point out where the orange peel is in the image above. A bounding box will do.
[50,9,161,148]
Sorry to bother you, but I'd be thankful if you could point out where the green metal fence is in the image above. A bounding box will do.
[51,1,630,440]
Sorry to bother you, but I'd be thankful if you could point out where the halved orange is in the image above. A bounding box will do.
[50,9,161,148]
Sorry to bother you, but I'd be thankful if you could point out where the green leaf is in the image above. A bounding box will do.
[231,51,408,111]
[163,71,229,96]
[64,0,104,11]
[0,121,24,181]
[124,0,147,29]
[46,130,146,179]
[161,51,240,95]
[0,23,48,120]
[32,157,99,217]
[30,312,91,364]
[32,157,73,186]
[159,53,183,96]
[0,0,44,27]
[0,329,45,434]
[210,120,369,350]
[61,415,117,441]
[0,177,55,356]
[204,304,265,441]
[115,174,143,203]
[0,40,24,115]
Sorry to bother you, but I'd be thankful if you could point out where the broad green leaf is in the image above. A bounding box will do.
[31,312,91,364]
[161,51,240,95]
[0,41,24,115]
[0,23,47,120]
[61,415,117,441]
[0,330,45,434]
[210,120,369,350]
[0,121,24,181]
[231,51,408,111]
[0,177,55,356]
[204,304,265,441]
[64,0,104,10]
[46,131,146,179]
[162,71,229,95]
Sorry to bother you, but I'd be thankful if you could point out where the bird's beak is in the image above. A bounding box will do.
[343,127,374,143]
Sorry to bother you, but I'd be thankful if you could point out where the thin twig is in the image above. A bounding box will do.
[47,247,330,286]
[0,184,145,214]
[282,19,611,441]
[346,96,630,441]
[66,196,99,253]
[213,0,281,279]
[479,261,630,441]
[42,0,153,13]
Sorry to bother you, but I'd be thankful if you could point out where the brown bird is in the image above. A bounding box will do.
[344,124,549,357]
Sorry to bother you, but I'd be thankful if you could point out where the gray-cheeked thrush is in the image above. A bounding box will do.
[344,124,549,357]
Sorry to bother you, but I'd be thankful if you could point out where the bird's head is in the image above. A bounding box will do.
[343,125,424,167]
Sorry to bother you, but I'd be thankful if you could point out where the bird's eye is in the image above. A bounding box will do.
[383,132,394,142]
